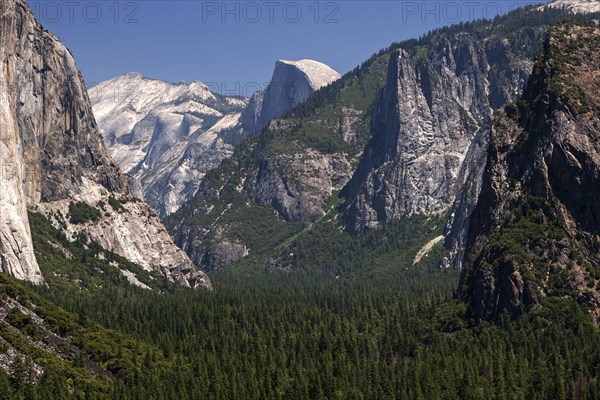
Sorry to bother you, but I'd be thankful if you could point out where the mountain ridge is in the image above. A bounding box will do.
[93,60,341,217]
[167,5,588,272]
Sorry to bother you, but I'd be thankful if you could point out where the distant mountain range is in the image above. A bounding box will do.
[91,73,247,216]
[91,61,341,217]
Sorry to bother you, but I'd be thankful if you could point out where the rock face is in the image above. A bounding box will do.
[35,199,211,289]
[91,73,247,216]
[459,23,600,323]
[0,0,210,288]
[241,60,341,133]
[167,138,352,270]
[341,31,537,246]
[250,148,351,222]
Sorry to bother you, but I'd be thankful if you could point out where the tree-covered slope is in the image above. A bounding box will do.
[10,236,600,399]
[1,175,595,399]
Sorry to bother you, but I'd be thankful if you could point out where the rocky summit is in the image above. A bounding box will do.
[241,59,341,134]
[459,22,600,323]
[0,0,210,289]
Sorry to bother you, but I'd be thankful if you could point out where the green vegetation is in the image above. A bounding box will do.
[19,262,600,399]
[14,207,599,399]
[68,202,101,224]
[107,197,126,213]
[0,273,189,400]
[4,309,42,342]
[264,209,447,277]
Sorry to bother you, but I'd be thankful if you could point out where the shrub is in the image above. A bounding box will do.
[68,202,101,224]
[108,197,126,213]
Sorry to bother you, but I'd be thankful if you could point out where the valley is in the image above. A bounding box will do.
[0,0,599,398]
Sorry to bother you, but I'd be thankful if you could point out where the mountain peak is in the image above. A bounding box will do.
[241,59,340,133]
[275,59,341,90]
[121,71,143,79]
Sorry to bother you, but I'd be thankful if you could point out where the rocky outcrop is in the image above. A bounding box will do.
[241,60,341,133]
[1,0,125,284]
[91,73,247,216]
[250,149,351,222]
[0,0,210,288]
[167,138,352,270]
[34,199,211,289]
[459,23,600,323]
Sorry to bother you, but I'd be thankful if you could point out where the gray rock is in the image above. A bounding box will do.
[241,60,341,133]
[341,31,538,270]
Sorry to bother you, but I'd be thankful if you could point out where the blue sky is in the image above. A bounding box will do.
[27,1,548,95]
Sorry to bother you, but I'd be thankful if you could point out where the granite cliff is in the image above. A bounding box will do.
[241,59,341,134]
[0,0,210,289]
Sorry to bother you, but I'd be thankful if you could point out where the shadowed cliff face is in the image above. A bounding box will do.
[0,0,210,289]
[459,23,600,324]
[1,0,124,284]
[342,39,492,233]
[1,1,127,203]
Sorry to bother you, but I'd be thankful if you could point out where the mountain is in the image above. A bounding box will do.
[547,0,600,13]
[92,60,339,218]
[341,31,526,233]
[458,21,600,324]
[91,73,247,216]
[0,0,210,289]
[167,5,588,272]
[241,59,341,133]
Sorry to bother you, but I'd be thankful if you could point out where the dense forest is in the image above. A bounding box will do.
[0,212,597,399]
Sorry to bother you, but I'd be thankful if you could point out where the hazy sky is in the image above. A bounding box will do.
[27,1,548,95]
